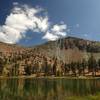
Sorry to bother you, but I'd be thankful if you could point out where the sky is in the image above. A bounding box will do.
[0,0,100,46]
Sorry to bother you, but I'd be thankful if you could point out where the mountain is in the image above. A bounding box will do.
[0,36,100,76]
[0,36,100,62]
[33,36,100,62]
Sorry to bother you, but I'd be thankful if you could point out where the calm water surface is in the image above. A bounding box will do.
[0,78,100,100]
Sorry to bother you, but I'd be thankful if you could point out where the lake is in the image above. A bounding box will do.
[0,78,100,100]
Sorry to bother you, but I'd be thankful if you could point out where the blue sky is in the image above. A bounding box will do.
[0,0,100,46]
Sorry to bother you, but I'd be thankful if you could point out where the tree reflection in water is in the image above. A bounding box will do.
[0,78,100,100]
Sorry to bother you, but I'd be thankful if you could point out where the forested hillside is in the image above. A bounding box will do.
[0,37,100,77]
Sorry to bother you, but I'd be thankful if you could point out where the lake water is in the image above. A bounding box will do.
[0,78,100,100]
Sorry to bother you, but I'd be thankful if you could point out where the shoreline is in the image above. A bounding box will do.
[0,75,100,80]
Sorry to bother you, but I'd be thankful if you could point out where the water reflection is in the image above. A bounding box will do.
[0,78,100,100]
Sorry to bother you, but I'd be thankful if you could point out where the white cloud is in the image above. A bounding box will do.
[52,24,66,36]
[42,31,59,41]
[0,2,67,44]
[52,24,66,32]
[0,4,49,44]
[35,16,49,32]
[43,23,67,41]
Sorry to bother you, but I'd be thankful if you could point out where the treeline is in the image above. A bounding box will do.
[0,51,100,77]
